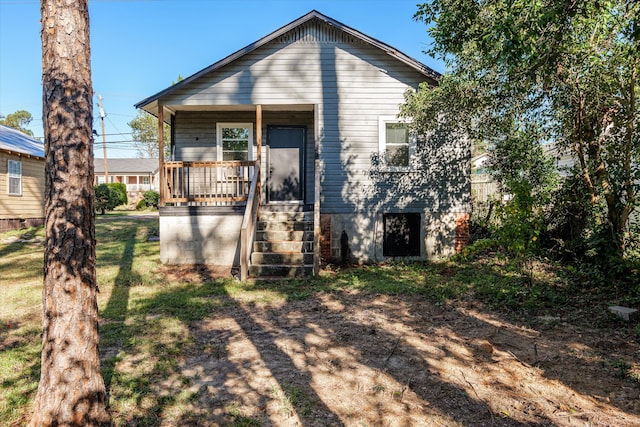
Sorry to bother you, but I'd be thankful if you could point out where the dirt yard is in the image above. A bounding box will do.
[122,267,640,426]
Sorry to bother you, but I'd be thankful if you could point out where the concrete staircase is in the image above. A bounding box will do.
[249,210,314,278]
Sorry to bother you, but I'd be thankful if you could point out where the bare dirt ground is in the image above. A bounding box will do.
[139,267,640,427]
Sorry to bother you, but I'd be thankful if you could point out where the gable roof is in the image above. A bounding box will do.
[135,10,440,112]
[94,158,159,174]
[0,125,45,159]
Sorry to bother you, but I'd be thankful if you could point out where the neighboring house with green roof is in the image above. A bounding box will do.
[0,125,45,232]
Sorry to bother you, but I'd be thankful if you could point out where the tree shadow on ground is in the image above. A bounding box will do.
[99,222,140,392]
[95,253,640,426]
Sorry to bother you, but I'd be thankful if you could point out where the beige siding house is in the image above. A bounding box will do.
[135,10,470,279]
[0,125,45,232]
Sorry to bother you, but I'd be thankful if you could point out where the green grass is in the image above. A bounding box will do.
[1,216,638,425]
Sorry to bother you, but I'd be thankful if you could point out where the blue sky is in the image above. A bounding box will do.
[0,0,442,158]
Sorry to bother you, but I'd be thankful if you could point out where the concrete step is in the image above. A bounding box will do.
[251,210,314,278]
[253,241,314,253]
[252,252,314,265]
[258,211,313,222]
[257,221,313,232]
[249,264,313,278]
[255,230,314,242]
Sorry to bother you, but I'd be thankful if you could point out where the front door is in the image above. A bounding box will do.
[267,126,305,203]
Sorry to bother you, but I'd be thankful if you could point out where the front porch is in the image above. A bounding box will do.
[156,105,321,280]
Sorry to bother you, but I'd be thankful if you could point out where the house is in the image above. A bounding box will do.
[94,158,159,193]
[135,10,470,279]
[471,152,490,175]
[0,125,45,232]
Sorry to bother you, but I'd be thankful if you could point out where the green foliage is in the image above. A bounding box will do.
[129,110,170,159]
[94,184,118,214]
[411,0,640,268]
[95,183,127,214]
[135,199,147,211]
[107,182,128,207]
[494,182,545,260]
[0,110,33,136]
[143,190,160,208]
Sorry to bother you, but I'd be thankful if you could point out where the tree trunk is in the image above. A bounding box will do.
[29,1,111,426]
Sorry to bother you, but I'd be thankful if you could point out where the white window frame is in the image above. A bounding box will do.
[216,123,254,162]
[7,159,22,196]
[378,116,415,171]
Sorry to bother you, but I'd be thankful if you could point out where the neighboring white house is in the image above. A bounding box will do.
[94,158,159,192]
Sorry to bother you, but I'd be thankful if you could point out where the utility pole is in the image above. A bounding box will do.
[99,95,108,182]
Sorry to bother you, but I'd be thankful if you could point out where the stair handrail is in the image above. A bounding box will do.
[240,163,260,281]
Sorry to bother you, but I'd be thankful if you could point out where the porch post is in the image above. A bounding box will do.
[256,104,262,199]
[158,104,165,206]
[313,104,321,276]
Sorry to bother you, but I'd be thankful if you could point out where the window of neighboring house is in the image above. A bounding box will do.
[7,160,22,196]
[216,123,254,161]
[378,116,413,169]
[97,175,106,185]
[383,213,421,257]
[142,176,150,185]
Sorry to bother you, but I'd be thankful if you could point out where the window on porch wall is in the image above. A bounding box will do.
[217,123,254,161]
[215,123,254,198]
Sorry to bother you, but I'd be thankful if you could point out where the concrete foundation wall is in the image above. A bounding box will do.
[160,211,242,265]
[324,210,468,264]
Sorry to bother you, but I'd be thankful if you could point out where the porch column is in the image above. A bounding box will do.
[256,104,262,197]
[158,104,165,206]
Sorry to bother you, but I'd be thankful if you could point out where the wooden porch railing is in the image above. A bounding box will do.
[240,163,260,281]
[161,161,256,205]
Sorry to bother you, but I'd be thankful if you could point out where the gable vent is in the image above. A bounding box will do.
[275,19,366,45]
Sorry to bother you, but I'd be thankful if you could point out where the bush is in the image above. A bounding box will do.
[107,182,127,207]
[94,184,119,214]
[142,190,159,209]
[136,199,147,211]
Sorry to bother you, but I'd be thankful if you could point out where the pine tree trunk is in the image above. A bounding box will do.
[29,1,111,425]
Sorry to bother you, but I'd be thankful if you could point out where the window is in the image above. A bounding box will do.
[216,123,254,161]
[142,176,150,185]
[379,117,413,169]
[383,213,421,257]
[7,160,22,196]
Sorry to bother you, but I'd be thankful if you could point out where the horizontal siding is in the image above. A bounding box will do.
[174,110,316,204]
[164,19,468,214]
[0,153,45,219]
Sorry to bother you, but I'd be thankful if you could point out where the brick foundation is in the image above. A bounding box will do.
[0,218,45,233]
[319,214,331,262]
[455,213,470,252]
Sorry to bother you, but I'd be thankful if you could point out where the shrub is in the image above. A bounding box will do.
[136,199,147,211]
[107,182,127,207]
[94,184,119,214]
[142,190,159,209]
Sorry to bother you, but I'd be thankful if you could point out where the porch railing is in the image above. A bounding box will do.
[162,161,256,205]
[240,163,260,281]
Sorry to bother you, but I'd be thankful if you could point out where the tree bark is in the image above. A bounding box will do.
[29,1,111,426]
